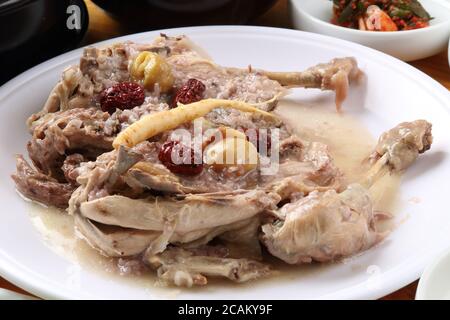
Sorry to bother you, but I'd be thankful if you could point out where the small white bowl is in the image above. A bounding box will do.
[416,247,450,300]
[290,0,450,61]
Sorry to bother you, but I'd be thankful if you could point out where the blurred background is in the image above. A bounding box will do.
[0,0,287,85]
[1,0,446,86]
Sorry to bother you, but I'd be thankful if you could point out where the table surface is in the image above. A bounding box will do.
[1,0,449,300]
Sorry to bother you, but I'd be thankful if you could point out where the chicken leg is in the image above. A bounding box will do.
[261,120,432,264]
[259,57,362,112]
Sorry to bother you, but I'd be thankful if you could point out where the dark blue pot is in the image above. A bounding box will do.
[0,0,89,84]
[91,0,277,29]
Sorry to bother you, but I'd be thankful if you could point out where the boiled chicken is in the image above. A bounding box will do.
[11,32,434,288]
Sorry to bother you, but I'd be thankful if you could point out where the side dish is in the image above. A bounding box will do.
[11,34,433,287]
[332,0,432,31]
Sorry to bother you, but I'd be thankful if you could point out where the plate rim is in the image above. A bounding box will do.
[0,25,449,300]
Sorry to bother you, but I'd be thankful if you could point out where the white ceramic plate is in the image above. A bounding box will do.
[448,35,450,66]
[290,0,450,61]
[416,247,450,299]
[0,26,449,300]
